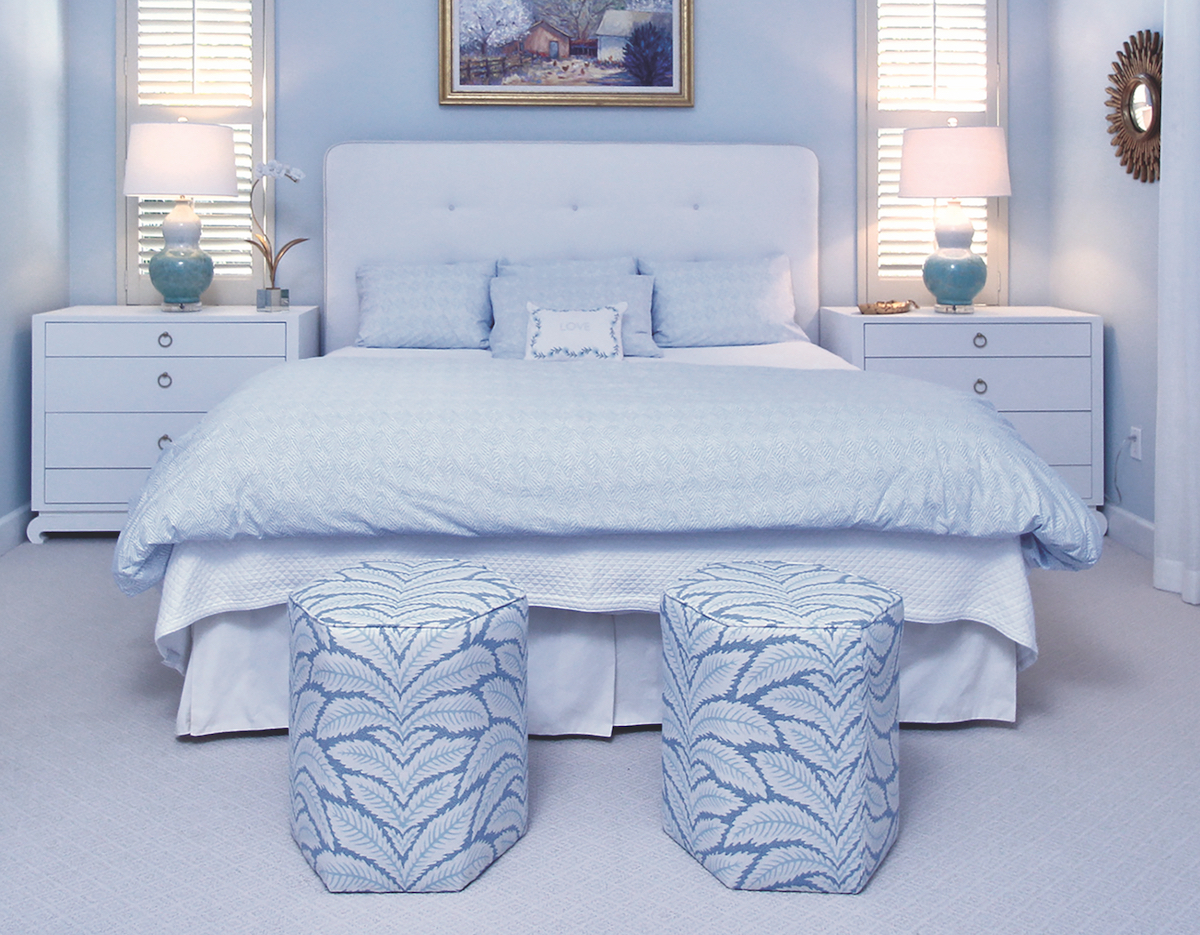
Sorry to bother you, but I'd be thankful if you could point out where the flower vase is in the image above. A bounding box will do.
[256,288,289,311]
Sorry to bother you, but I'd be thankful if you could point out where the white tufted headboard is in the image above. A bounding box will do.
[323,141,820,352]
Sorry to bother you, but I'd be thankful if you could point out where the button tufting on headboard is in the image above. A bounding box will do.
[323,141,819,352]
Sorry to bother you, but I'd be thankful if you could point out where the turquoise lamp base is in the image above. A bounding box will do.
[922,249,988,314]
[148,247,214,312]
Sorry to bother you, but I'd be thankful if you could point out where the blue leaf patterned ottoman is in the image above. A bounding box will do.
[287,559,529,893]
[660,561,904,894]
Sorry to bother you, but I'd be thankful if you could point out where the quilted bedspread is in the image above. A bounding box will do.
[113,356,1102,594]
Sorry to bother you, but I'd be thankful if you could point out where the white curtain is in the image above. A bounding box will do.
[1154,0,1200,603]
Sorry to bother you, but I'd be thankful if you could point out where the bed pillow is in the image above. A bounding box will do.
[355,260,496,349]
[525,303,626,361]
[636,255,810,347]
[489,274,661,358]
[497,257,638,278]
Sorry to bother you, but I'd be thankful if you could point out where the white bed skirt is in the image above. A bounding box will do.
[176,604,1017,737]
[159,528,1034,736]
[176,606,1017,737]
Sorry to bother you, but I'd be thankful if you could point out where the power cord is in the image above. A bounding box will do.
[1107,431,1136,506]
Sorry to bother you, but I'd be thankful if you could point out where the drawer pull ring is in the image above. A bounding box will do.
[157,434,172,450]
[158,331,173,348]
[157,372,173,389]
[974,378,988,395]
[973,332,987,348]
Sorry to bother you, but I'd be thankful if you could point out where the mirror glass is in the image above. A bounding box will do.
[1129,81,1154,133]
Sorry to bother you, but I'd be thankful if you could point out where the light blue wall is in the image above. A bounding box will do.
[273,1,859,314]
[0,0,68,540]
[66,1,117,306]
[1007,0,1057,305]
[1049,0,1162,523]
[62,1,1082,321]
[54,0,1163,531]
[64,1,861,315]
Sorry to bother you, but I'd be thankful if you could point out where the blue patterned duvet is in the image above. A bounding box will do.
[114,356,1102,594]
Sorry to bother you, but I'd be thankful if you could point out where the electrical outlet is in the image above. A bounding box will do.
[1130,427,1143,461]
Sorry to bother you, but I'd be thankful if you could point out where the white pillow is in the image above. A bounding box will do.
[525,303,626,360]
[636,255,810,347]
[489,275,660,358]
[355,260,495,349]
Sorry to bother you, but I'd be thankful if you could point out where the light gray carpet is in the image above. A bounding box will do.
[2,535,1197,934]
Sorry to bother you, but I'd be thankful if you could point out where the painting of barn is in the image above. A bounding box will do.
[442,0,692,106]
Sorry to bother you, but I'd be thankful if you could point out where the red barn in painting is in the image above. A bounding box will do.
[517,21,572,60]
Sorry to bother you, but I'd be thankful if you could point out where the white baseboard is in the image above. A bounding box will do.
[1103,503,1154,559]
[0,503,32,556]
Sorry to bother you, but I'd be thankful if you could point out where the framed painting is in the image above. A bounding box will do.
[440,0,693,106]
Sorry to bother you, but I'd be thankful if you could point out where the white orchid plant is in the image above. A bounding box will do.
[247,160,308,289]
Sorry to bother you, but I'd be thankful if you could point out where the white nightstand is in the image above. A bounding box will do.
[28,305,320,542]
[819,305,1104,506]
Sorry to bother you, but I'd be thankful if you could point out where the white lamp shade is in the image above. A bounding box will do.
[123,123,238,198]
[898,126,1012,199]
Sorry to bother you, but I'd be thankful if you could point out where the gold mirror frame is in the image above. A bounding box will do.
[1106,30,1162,183]
[440,0,693,107]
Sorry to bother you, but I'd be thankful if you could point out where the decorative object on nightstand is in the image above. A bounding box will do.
[246,160,308,311]
[819,305,1105,510]
[1105,30,1162,183]
[27,305,320,543]
[899,123,1012,314]
[122,122,238,312]
[858,300,918,315]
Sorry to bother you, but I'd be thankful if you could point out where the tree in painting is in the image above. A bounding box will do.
[460,0,534,57]
[532,0,624,41]
[529,1,675,42]
[623,21,672,85]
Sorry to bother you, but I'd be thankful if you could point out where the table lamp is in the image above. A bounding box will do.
[899,125,1011,313]
[123,122,238,311]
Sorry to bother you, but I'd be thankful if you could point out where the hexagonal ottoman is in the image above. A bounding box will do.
[287,559,529,892]
[660,561,904,893]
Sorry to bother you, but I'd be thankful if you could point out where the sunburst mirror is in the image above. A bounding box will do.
[1106,30,1162,183]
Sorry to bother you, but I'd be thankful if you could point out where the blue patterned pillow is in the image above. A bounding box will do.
[356,261,496,349]
[524,303,625,360]
[637,255,810,347]
[497,257,638,278]
[489,274,661,358]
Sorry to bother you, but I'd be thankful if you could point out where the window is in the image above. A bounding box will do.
[118,0,274,305]
[858,0,1007,306]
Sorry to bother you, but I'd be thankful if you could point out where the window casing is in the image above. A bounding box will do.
[858,0,1007,306]
[118,0,274,306]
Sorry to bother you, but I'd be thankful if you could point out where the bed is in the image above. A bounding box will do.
[113,141,1101,737]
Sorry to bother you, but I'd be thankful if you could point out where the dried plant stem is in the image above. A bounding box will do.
[245,176,309,288]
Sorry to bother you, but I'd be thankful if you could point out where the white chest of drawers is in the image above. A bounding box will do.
[818,305,1104,506]
[28,305,320,542]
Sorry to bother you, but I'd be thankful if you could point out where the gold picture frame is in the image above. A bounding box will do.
[440,0,693,107]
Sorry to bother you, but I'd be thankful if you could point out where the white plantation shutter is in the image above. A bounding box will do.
[877,0,989,113]
[119,0,272,305]
[136,0,254,107]
[859,0,1006,305]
